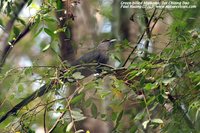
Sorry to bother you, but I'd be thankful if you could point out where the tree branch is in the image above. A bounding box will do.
[0,82,54,123]
[0,0,29,68]
[49,86,80,133]
[0,63,114,124]
[0,22,35,69]
[44,102,48,133]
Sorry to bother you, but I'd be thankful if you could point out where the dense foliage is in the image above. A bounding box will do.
[0,0,200,133]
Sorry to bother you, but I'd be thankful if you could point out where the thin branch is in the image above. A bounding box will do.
[48,109,67,133]
[8,97,66,130]
[44,103,48,133]
[0,21,35,69]
[122,0,165,67]
[121,32,145,67]
[150,8,165,33]
[0,0,29,46]
[48,86,80,133]
[122,9,157,67]
[0,63,114,124]
[0,82,54,123]
[68,102,77,132]
[141,91,151,132]
[141,7,155,59]
[142,9,151,39]
[0,0,29,68]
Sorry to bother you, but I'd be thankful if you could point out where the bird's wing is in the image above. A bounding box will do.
[71,50,100,66]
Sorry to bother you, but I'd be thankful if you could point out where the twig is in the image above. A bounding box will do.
[150,8,165,33]
[0,0,29,50]
[8,97,66,130]
[0,82,54,123]
[121,31,146,67]
[0,63,114,124]
[48,86,80,133]
[0,0,29,68]
[141,6,155,59]
[68,102,77,132]
[122,0,165,67]
[48,110,67,133]
[44,103,48,133]
[0,21,35,69]
[122,8,157,67]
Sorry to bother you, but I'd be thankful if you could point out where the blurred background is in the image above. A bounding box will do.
[0,0,200,132]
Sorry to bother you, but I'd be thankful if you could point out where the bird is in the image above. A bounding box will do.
[71,39,116,76]
[71,39,116,66]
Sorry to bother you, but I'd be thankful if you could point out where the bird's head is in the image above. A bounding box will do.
[97,39,117,51]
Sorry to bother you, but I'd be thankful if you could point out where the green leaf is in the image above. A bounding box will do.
[151,118,163,124]
[72,72,85,80]
[43,16,57,22]
[162,78,176,85]
[70,93,84,105]
[128,70,138,80]
[157,95,164,104]
[9,94,15,100]
[6,2,11,14]
[0,18,3,27]
[175,66,182,77]
[113,55,121,63]
[24,67,33,75]
[195,108,200,121]
[142,120,150,129]
[85,99,92,107]
[44,28,54,38]
[113,110,124,130]
[66,121,74,132]
[13,26,20,37]
[27,0,33,6]
[65,28,71,38]
[100,91,111,99]
[34,28,43,38]
[18,84,24,92]
[134,110,145,120]
[147,96,155,106]
[70,109,86,121]
[34,14,41,27]
[111,112,117,121]
[54,27,66,34]
[16,18,26,26]
[128,69,145,80]
[116,110,123,122]
[91,103,98,117]
[144,83,157,91]
[75,130,85,133]
[42,44,50,52]
[56,0,62,10]
[48,0,53,4]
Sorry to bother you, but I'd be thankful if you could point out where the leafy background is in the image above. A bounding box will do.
[0,0,200,133]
